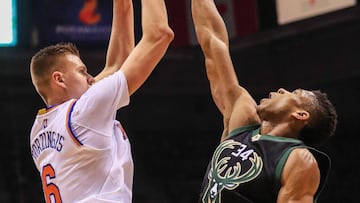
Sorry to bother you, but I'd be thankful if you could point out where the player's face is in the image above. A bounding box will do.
[61,54,94,99]
[257,88,313,121]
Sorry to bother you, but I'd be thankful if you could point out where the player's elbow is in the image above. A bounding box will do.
[195,27,212,50]
[145,25,174,46]
[160,26,174,45]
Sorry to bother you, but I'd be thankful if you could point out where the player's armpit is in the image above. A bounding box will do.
[227,87,260,133]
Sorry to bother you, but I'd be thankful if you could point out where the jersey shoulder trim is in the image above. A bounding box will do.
[228,125,260,139]
[66,99,83,146]
[307,147,331,201]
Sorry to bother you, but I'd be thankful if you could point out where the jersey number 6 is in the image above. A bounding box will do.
[41,164,63,203]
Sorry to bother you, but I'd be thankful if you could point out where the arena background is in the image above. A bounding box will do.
[1,0,359,202]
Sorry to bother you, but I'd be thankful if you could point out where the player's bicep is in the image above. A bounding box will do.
[277,148,320,203]
[204,37,239,110]
[207,36,238,88]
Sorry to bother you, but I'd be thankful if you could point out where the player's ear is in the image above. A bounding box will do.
[292,110,309,121]
[52,71,66,88]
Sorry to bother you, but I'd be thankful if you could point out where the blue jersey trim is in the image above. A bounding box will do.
[66,100,83,146]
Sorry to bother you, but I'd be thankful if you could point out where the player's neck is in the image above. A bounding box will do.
[46,96,70,108]
[260,121,298,139]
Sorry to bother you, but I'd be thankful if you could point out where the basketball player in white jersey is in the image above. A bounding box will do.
[29,0,174,202]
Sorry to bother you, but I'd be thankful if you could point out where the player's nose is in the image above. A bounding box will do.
[277,88,287,94]
[87,74,95,85]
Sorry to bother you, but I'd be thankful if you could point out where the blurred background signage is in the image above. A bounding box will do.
[36,0,112,45]
[276,0,357,25]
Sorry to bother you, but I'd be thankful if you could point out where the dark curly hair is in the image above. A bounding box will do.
[298,90,338,147]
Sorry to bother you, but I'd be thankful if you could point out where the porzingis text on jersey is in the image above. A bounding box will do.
[31,131,64,159]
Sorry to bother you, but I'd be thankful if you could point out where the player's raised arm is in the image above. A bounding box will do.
[191,0,232,114]
[120,0,174,96]
[191,0,260,140]
[95,0,135,82]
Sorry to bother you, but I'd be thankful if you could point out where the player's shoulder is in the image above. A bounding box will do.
[279,148,321,202]
[287,148,319,171]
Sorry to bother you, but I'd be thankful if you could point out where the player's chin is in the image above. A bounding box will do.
[257,99,268,112]
[259,98,268,105]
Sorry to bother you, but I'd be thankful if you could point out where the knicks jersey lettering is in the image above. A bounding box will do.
[31,131,64,160]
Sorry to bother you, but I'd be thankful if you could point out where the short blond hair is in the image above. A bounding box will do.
[30,42,80,98]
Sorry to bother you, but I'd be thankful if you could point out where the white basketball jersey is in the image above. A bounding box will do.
[30,71,133,203]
